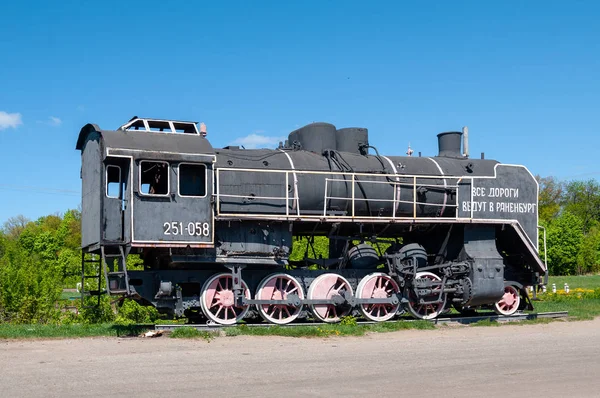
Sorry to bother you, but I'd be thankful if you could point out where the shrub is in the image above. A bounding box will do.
[115,299,159,324]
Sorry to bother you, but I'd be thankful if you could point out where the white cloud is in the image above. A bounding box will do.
[0,111,23,131]
[49,116,62,126]
[231,133,285,149]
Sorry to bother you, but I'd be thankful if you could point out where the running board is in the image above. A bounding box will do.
[509,222,547,274]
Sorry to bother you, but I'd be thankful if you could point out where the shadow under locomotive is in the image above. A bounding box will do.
[76,117,547,325]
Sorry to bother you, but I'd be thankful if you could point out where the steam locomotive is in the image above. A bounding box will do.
[76,117,547,324]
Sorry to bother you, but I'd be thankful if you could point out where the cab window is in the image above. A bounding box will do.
[106,165,122,198]
[179,163,207,197]
[140,161,169,195]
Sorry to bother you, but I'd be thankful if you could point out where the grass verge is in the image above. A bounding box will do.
[547,275,600,290]
[3,281,599,339]
[169,327,215,341]
[531,297,600,320]
[0,323,153,339]
[222,319,435,338]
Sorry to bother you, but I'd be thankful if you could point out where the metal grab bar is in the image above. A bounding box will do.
[215,167,465,221]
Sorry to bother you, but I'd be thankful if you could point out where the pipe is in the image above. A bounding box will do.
[462,126,469,158]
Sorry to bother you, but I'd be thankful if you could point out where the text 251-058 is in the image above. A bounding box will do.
[163,222,210,237]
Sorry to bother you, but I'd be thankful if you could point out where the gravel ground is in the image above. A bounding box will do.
[1,318,599,397]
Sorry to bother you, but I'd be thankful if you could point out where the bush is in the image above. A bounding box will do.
[340,315,358,326]
[546,212,583,275]
[115,299,159,324]
[76,296,116,324]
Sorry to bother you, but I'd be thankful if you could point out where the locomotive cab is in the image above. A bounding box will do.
[76,117,216,252]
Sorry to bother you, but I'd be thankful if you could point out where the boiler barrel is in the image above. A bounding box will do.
[216,149,457,218]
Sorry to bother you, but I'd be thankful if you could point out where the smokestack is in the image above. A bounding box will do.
[462,126,469,158]
[437,131,463,158]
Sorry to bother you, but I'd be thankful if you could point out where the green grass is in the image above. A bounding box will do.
[524,275,600,321]
[470,317,556,327]
[169,327,215,341]
[0,323,154,339]
[3,279,600,339]
[547,275,600,290]
[471,319,501,327]
[532,298,600,320]
[59,290,80,300]
[222,319,434,338]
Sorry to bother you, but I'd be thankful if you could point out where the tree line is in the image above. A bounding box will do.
[538,177,600,276]
[0,176,598,323]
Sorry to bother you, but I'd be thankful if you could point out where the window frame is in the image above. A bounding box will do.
[139,160,170,197]
[106,165,122,199]
[177,162,208,198]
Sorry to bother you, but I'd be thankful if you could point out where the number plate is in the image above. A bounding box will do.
[163,221,211,237]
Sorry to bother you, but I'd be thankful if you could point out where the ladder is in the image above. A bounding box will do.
[80,245,131,306]
[80,252,103,307]
[101,245,131,296]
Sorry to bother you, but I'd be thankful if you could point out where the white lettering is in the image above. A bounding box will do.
[472,187,486,197]
[164,221,211,236]
[488,187,519,198]
[461,201,487,212]
[494,202,536,214]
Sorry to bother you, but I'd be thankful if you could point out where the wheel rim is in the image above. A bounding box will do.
[200,273,250,325]
[407,271,446,320]
[256,273,304,324]
[494,285,521,316]
[356,273,400,322]
[307,274,353,323]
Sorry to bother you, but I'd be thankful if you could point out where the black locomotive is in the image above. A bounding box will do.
[76,117,546,324]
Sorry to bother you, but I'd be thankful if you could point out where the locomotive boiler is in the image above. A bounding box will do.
[76,117,547,325]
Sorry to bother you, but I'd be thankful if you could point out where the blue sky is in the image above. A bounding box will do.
[0,0,599,224]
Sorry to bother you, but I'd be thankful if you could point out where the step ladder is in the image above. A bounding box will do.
[80,245,131,307]
[80,252,103,307]
[101,245,131,296]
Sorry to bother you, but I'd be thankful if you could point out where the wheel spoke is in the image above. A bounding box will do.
[256,273,304,325]
[407,272,446,320]
[356,273,400,322]
[201,273,249,325]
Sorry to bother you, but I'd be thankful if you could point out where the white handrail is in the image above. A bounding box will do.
[214,167,467,221]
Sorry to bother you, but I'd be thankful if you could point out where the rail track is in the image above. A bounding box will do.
[152,311,568,332]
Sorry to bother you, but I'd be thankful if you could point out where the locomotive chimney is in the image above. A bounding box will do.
[437,131,463,158]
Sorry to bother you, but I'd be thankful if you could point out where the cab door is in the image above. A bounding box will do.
[103,157,129,242]
[131,157,214,247]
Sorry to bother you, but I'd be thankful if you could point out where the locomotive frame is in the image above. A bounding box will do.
[76,116,547,325]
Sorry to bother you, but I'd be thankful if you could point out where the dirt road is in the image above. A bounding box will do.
[1,319,599,397]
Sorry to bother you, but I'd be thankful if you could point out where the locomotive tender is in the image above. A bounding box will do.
[76,117,547,325]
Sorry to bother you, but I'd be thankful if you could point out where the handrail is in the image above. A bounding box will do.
[538,225,549,280]
[215,167,460,220]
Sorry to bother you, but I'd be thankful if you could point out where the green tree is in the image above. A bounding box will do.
[0,210,83,323]
[562,179,600,233]
[576,222,600,275]
[536,176,563,223]
[1,215,30,239]
[289,236,329,262]
[546,212,584,275]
